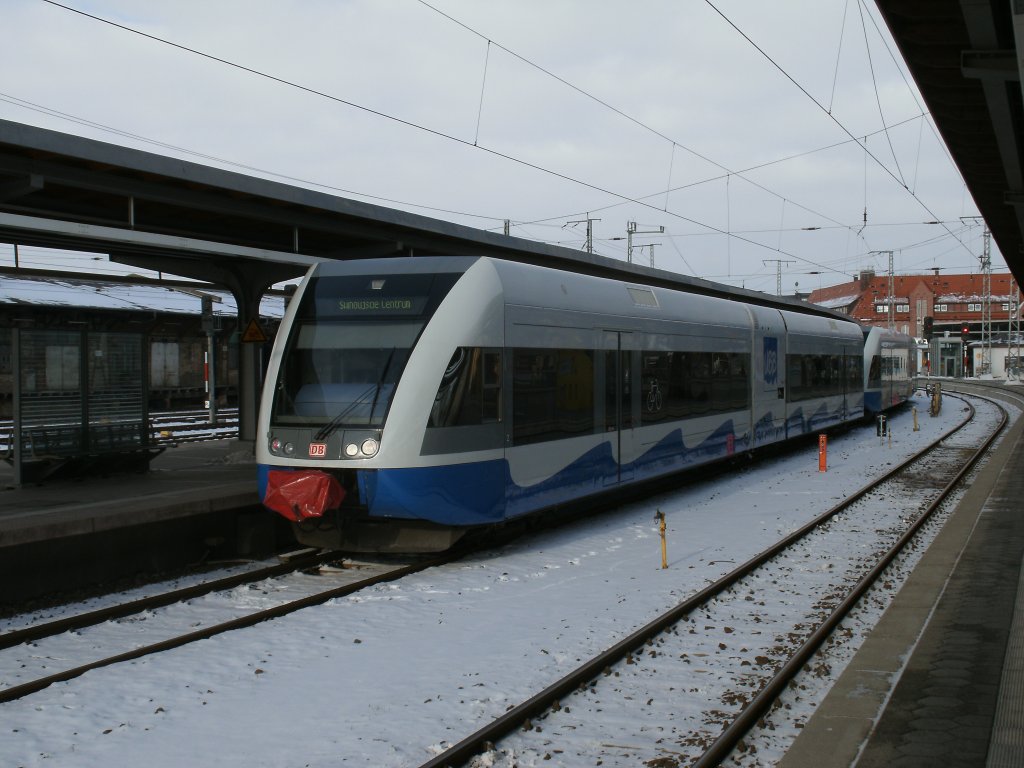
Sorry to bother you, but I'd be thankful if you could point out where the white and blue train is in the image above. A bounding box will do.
[863,325,915,413]
[257,256,912,552]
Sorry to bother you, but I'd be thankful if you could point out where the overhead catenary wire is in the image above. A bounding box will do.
[704,0,972,259]
[854,0,963,193]
[704,0,902,189]
[415,0,875,246]
[828,0,851,114]
[22,0,984,281]
[0,91,507,225]
[474,39,491,146]
[37,0,877,263]
[855,0,906,188]
[416,0,917,255]
[518,114,930,245]
[27,0,850,277]
[17,3,791,261]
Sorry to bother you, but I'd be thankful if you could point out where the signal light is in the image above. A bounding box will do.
[923,316,933,339]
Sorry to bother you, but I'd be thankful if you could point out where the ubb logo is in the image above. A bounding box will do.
[763,337,778,385]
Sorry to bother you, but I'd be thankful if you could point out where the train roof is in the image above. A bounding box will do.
[312,256,858,327]
[859,324,917,341]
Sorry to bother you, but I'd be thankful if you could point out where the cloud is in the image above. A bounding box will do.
[0,0,993,291]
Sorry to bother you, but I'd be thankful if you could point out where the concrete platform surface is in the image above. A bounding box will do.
[0,440,258,548]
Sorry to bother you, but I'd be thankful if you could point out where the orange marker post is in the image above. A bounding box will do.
[818,434,827,472]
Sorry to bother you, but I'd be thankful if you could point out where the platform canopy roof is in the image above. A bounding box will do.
[0,268,284,319]
[875,0,1024,286]
[0,118,846,319]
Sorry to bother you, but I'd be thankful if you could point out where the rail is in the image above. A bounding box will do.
[417,393,1002,767]
[691,393,1006,766]
[0,548,331,652]
[0,551,456,705]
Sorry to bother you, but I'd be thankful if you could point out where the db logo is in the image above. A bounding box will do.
[308,442,327,457]
[763,337,779,385]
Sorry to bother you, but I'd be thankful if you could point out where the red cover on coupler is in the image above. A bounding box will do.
[264,470,345,522]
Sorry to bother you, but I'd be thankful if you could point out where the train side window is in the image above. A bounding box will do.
[711,352,749,412]
[847,354,863,388]
[640,350,749,426]
[640,353,669,423]
[428,347,502,428]
[788,352,848,401]
[512,348,595,445]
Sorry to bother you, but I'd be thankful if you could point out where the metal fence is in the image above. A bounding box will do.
[14,330,148,456]
[1,408,239,455]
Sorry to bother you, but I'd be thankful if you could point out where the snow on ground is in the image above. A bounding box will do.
[0,564,402,690]
[483,395,1013,767]
[0,392,993,767]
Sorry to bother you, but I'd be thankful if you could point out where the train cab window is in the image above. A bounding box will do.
[512,348,595,445]
[428,348,502,428]
[269,271,461,429]
[276,325,417,426]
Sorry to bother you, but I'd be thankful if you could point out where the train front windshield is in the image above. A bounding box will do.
[270,271,460,429]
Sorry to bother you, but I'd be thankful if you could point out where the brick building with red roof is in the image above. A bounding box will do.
[808,269,1021,342]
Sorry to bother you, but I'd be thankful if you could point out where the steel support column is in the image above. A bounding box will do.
[111,251,307,447]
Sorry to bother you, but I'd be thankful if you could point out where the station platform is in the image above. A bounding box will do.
[0,440,258,548]
[0,440,267,606]
[781,381,1024,768]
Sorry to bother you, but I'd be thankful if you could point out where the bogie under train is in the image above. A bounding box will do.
[257,257,909,552]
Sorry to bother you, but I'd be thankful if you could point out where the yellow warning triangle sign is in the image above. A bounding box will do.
[241,318,268,343]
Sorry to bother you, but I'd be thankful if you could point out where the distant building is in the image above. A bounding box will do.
[808,269,1021,340]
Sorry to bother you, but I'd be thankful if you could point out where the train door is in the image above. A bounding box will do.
[602,330,635,486]
[842,341,857,419]
[747,307,787,447]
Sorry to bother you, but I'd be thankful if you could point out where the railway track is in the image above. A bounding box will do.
[0,550,455,704]
[2,385,1015,767]
[420,391,1009,767]
[0,548,332,652]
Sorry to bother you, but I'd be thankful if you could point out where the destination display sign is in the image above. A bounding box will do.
[315,294,428,317]
[303,272,459,321]
[336,297,423,313]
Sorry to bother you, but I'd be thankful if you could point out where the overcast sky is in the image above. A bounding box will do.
[0,0,1003,294]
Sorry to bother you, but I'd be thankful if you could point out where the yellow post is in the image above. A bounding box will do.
[655,510,668,569]
[818,434,827,472]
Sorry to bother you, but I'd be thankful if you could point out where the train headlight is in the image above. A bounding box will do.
[283,441,295,456]
[360,438,379,457]
[270,437,282,454]
[344,443,359,458]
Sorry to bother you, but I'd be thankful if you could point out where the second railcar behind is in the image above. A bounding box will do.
[862,326,916,413]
